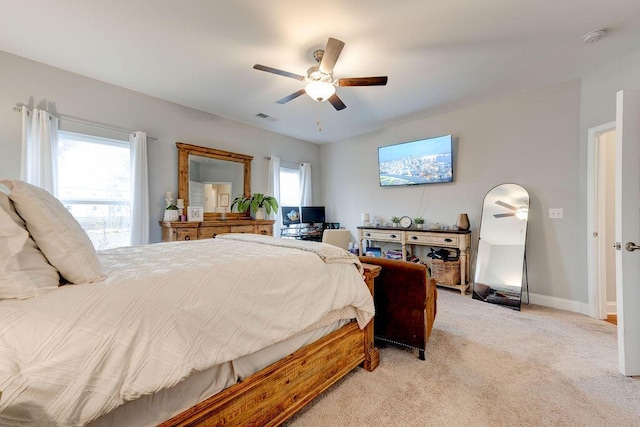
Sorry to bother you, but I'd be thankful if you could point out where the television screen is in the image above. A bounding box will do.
[301,206,325,224]
[281,206,300,226]
[378,134,453,186]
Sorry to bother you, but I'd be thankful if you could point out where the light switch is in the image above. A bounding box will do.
[549,208,563,219]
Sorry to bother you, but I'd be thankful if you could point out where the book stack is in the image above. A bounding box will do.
[385,249,403,260]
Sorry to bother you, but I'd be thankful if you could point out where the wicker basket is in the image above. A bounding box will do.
[430,259,460,286]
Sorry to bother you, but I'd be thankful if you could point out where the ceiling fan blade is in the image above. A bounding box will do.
[319,38,345,74]
[327,93,346,111]
[338,76,388,87]
[276,89,307,104]
[495,200,517,211]
[253,64,305,81]
[494,213,516,218]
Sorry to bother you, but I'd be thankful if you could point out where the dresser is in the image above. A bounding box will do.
[358,226,471,294]
[160,219,275,242]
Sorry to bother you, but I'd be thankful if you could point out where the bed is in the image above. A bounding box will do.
[0,180,380,426]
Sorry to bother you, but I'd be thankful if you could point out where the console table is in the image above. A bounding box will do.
[358,226,471,295]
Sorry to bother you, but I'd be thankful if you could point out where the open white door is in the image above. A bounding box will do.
[615,89,640,376]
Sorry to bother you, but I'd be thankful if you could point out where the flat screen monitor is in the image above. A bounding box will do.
[281,206,300,226]
[301,206,325,225]
[377,134,453,187]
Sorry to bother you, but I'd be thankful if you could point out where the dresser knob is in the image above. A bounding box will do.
[261,230,267,235]
[365,232,371,237]
[212,233,217,238]
[411,236,418,240]
[185,236,190,241]
[389,234,396,239]
[444,238,452,242]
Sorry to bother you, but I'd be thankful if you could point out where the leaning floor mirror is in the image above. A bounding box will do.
[473,183,530,310]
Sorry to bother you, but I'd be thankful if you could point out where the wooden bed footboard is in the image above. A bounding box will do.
[160,264,381,427]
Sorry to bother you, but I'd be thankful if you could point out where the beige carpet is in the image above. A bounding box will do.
[286,288,640,426]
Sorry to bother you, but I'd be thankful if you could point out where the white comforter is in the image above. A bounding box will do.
[0,236,374,426]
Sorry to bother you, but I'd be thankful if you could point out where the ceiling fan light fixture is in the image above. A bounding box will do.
[305,81,335,102]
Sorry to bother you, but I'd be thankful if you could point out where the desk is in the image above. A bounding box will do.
[358,226,471,295]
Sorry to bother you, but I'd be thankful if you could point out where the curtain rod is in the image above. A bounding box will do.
[13,106,157,141]
[265,156,300,165]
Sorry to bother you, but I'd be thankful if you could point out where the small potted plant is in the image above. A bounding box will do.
[231,193,279,220]
[390,216,401,227]
[414,217,425,229]
[163,194,179,222]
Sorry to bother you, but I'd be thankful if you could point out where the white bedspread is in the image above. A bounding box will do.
[0,237,374,426]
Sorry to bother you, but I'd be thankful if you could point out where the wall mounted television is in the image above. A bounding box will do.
[301,206,325,224]
[377,134,453,187]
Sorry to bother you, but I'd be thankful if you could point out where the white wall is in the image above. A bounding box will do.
[603,131,616,306]
[322,80,583,303]
[0,51,321,242]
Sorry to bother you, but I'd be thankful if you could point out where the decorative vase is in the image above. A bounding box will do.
[456,213,470,231]
[416,224,423,229]
[254,208,266,220]
[163,209,179,222]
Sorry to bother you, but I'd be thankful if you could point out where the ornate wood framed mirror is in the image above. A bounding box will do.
[176,142,252,221]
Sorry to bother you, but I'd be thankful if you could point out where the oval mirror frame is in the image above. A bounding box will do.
[473,183,530,310]
[177,142,252,221]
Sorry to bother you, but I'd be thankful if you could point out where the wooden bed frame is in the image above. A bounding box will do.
[159,264,381,427]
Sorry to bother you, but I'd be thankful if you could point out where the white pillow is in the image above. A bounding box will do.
[0,191,60,299]
[2,180,105,284]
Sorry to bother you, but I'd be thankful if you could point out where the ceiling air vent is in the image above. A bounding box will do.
[256,113,278,122]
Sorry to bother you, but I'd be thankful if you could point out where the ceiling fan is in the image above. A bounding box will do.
[494,200,528,220]
[253,37,388,111]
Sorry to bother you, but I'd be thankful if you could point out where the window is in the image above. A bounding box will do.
[57,131,131,250]
[279,167,300,206]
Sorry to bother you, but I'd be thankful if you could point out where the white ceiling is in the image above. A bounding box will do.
[2,0,639,144]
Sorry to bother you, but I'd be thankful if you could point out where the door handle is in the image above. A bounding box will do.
[625,242,640,252]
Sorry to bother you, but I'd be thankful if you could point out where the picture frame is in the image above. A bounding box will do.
[220,193,230,207]
[187,206,204,222]
[365,247,382,257]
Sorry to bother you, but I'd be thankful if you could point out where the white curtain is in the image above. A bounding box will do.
[267,156,281,237]
[299,162,312,206]
[130,131,149,245]
[20,107,59,195]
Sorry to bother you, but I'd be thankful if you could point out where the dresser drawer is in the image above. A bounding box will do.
[175,228,198,241]
[406,233,459,247]
[199,226,231,239]
[256,225,273,236]
[230,225,256,234]
[361,229,403,243]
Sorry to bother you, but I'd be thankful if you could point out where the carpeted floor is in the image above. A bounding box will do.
[286,288,640,426]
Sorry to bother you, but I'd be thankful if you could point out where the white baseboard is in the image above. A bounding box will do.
[607,301,617,315]
[526,292,591,316]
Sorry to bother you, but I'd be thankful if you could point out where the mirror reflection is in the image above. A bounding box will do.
[473,183,529,310]
[188,155,243,213]
[177,142,252,221]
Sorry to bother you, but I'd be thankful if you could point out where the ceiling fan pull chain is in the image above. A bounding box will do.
[316,102,323,132]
